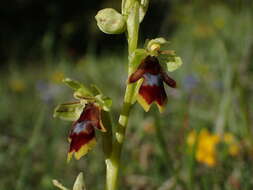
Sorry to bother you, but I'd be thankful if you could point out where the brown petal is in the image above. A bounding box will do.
[129,68,145,83]
[129,56,161,83]
[162,72,176,88]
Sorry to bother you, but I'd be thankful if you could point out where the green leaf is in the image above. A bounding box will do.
[53,102,84,121]
[166,56,183,72]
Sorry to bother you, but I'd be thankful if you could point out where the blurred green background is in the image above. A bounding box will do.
[1,0,253,190]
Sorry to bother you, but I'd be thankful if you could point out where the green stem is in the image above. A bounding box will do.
[105,84,135,190]
[105,1,140,190]
[102,111,113,159]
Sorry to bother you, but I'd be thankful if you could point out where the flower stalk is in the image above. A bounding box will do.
[105,2,140,190]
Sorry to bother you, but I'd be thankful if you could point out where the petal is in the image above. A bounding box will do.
[129,55,161,83]
[78,103,106,132]
[138,79,167,113]
[68,123,96,162]
[129,68,145,83]
[137,93,151,112]
[67,103,106,161]
[162,72,176,88]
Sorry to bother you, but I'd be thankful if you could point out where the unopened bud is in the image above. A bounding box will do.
[95,8,126,34]
[73,173,86,190]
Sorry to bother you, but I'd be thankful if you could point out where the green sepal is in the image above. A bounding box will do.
[95,94,112,112]
[166,56,183,72]
[63,78,93,97]
[129,49,147,104]
[129,48,148,71]
[61,78,112,112]
[90,84,112,111]
[90,84,103,96]
[53,102,84,121]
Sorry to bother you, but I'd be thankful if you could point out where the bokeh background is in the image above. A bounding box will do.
[1,0,253,189]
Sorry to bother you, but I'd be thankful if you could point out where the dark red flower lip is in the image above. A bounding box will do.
[67,103,106,161]
[129,55,176,113]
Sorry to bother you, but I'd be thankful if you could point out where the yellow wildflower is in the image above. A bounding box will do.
[187,129,220,167]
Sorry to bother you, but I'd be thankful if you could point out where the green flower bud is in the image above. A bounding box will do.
[95,8,126,34]
[73,173,86,190]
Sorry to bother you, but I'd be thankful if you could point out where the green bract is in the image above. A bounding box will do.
[139,0,149,23]
[129,48,147,70]
[95,8,126,34]
[122,0,149,23]
[73,173,86,190]
[52,172,86,190]
[127,1,140,53]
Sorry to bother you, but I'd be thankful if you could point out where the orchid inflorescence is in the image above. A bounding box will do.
[53,0,183,189]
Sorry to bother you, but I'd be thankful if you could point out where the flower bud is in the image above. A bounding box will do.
[73,173,86,190]
[95,8,126,34]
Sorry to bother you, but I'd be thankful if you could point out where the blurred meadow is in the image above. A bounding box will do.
[1,0,253,190]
